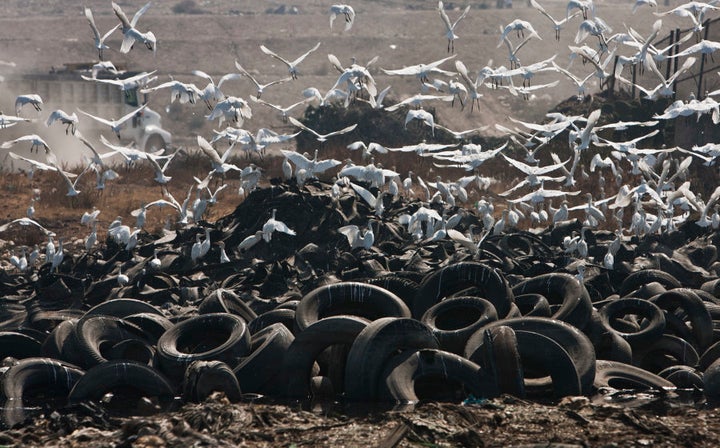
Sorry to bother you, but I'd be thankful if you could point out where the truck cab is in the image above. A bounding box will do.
[119,85,173,152]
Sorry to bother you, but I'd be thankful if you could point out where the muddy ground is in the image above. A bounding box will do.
[2,392,718,447]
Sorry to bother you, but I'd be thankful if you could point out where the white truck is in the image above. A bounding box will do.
[22,62,173,152]
[116,85,172,152]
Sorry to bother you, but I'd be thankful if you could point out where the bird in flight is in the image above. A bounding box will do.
[259,42,322,80]
[330,5,356,31]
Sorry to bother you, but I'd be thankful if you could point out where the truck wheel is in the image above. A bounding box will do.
[145,134,166,152]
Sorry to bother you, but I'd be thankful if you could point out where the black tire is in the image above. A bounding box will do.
[420,297,498,354]
[632,334,699,374]
[414,262,514,320]
[124,312,174,343]
[156,313,251,384]
[584,310,633,364]
[704,357,720,399]
[281,315,369,399]
[468,326,583,398]
[657,365,704,389]
[40,319,79,364]
[72,315,153,369]
[198,287,257,323]
[514,293,551,317]
[2,358,85,428]
[2,357,84,427]
[378,349,499,403]
[511,273,593,330]
[465,317,596,396]
[593,360,674,392]
[0,331,42,359]
[650,288,713,352]
[248,308,296,335]
[84,298,164,319]
[68,360,174,406]
[183,360,242,403]
[295,282,410,332]
[700,339,720,371]
[478,326,525,397]
[344,317,439,402]
[619,270,681,297]
[364,275,420,311]
[234,323,295,395]
[598,297,666,349]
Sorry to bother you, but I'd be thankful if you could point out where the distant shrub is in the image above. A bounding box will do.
[172,0,206,15]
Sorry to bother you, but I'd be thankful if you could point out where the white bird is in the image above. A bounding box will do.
[498,19,542,47]
[234,61,291,99]
[14,94,43,117]
[262,209,296,242]
[217,241,231,263]
[385,93,454,112]
[438,1,471,53]
[654,2,719,34]
[339,159,399,189]
[197,135,242,177]
[288,116,357,143]
[350,182,386,217]
[78,104,148,140]
[330,4,356,31]
[26,198,35,219]
[455,60,485,112]
[84,6,120,60]
[47,152,83,197]
[206,96,253,127]
[530,0,581,40]
[280,149,342,180]
[347,141,388,160]
[117,267,129,287]
[81,71,158,99]
[81,208,101,227]
[551,62,594,100]
[190,234,204,263]
[498,154,568,196]
[0,217,54,236]
[0,112,31,129]
[46,109,79,135]
[404,109,436,135]
[302,86,350,108]
[140,79,203,105]
[250,96,310,123]
[99,134,164,168]
[51,238,64,273]
[9,248,28,273]
[112,1,156,54]
[567,0,595,20]
[85,222,98,251]
[91,61,122,79]
[237,230,264,252]
[509,182,581,204]
[339,219,375,249]
[260,42,321,80]
[191,69,244,109]
[146,151,174,185]
[666,39,720,62]
[1,134,50,153]
[381,55,457,84]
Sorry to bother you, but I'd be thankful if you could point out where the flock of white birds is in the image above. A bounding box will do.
[1,0,720,276]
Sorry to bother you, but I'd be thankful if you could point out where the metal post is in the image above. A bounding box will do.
[697,19,711,99]
[664,29,675,81]
[672,28,681,101]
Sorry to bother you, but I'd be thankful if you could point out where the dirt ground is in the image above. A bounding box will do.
[2,392,719,447]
